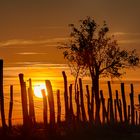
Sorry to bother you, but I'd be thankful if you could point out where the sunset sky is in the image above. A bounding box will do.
[0,0,140,126]
[0,0,140,76]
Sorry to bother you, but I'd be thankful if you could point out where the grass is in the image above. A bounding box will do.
[0,122,140,140]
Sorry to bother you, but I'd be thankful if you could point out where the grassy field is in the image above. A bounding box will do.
[0,122,140,140]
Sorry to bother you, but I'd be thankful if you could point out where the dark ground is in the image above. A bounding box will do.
[0,122,140,140]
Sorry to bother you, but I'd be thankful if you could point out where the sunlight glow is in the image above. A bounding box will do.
[33,84,48,98]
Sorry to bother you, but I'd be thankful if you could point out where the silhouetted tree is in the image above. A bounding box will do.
[60,17,139,124]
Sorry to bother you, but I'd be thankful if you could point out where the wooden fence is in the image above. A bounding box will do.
[0,59,140,133]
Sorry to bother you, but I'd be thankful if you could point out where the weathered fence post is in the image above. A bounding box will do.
[8,85,13,128]
[114,99,117,123]
[0,59,7,129]
[42,89,48,127]
[75,90,80,121]
[79,78,87,122]
[28,78,36,125]
[130,84,135,125]
[57,90,61,124]
[115,90,123,123]
[62,71,69,121]
[19,74,29,129]
[107,98,110,122]
[121,83,127,123]
[136,111,138,125]
[45,80,55,129]
[107,81,114,124]
[138,94,140,125]
[100,90,108,124]
[69,84,74,121]
[128,105,130,124]
[86,85,92,122]
[91,86,94,122]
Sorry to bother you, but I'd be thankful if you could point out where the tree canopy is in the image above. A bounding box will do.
[60,17,139,80]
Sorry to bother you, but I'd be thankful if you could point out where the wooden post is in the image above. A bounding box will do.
[79,78,87,122]
[0,59,7,129]
[57,90,61,124]
[8,85,13,128]
[107,81,114,124]
[136,111,138,125]
[86,85,92,122]
[75,90,80,121]
[100,90,108,124]
[128,105,130,124]
[107,98,110,122]
[28,78,36,125]
[138,94,140,125]
[114,99,117,123]
[62,71,69,121]
[45,80,55,128]
[19,74,29,128]
[130,84,135,125]
[91,86,94,122]
[69,84,74,121]
[42,89,48,127]
[119,99,123,122]
[121,83,127,123]
[115,90,123,123]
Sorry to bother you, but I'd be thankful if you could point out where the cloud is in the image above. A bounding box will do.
[119,39,140,44]
[0,34,139,48]
[111,32,140,45]
[0,37,70,47]
[38,26,66,30]
[4,62,68,68]
[17,52,48,55]
[113,32,140,36]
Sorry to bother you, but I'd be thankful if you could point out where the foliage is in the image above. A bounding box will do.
[60,17,139,80]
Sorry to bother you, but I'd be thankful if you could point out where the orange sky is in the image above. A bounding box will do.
[0,1,140,126]
[0,0,140,80]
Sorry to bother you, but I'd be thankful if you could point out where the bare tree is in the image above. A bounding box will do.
[60,17,139,124]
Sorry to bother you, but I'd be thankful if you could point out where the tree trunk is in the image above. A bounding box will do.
[91,75,101,125]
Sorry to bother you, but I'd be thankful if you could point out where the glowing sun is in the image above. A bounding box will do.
[33,84,48,98]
